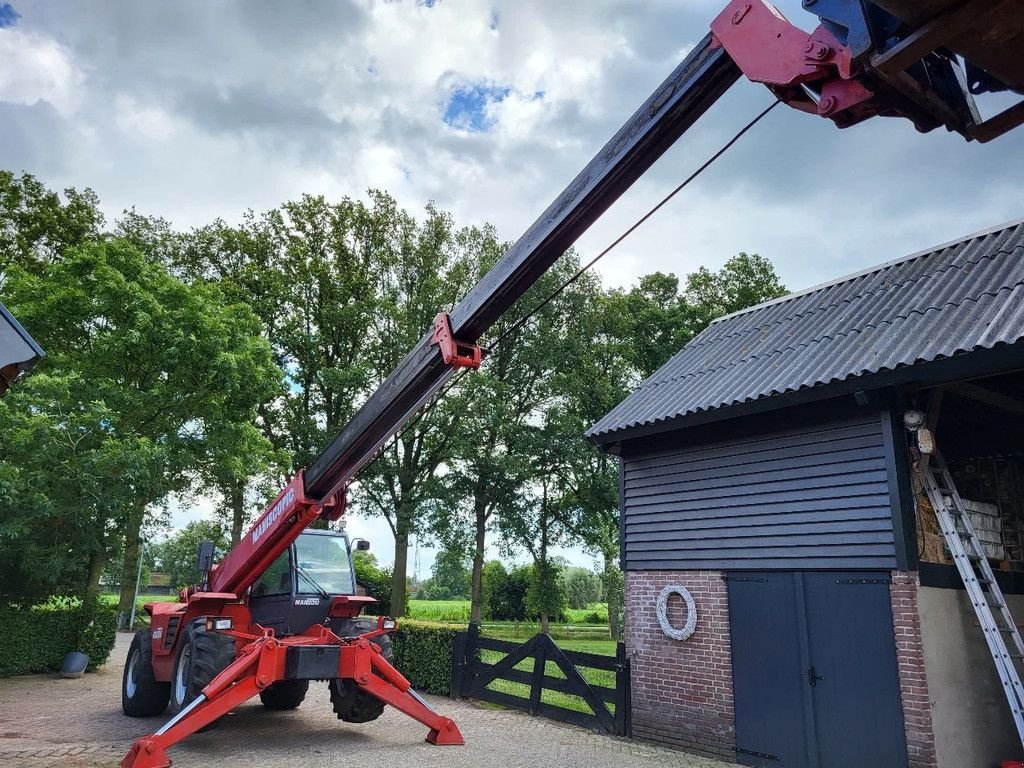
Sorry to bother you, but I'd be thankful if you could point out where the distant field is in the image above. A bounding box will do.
[99,593,178,606]
[408,599,471,622]
[408,599,609,627]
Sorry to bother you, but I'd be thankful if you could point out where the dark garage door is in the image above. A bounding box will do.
[728,572,907,768]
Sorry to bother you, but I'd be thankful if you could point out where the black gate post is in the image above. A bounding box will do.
[450,630,467,698]
[528,635,548,715]
[614,641,631,737]
[451,622,479,698]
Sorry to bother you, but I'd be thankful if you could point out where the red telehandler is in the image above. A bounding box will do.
[120,2,1024,766]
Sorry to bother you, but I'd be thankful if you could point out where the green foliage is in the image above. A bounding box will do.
[0,174,283,612]
[483,562,531,621]
[419,544,470,600]
[603,565,625,641]
[149,520,228,590]
[526,561,566,626]
[0,599,118,676]
[391,620,459,695]
[560,566,602,610]
[353,550,396,616]
[563,605,609,625]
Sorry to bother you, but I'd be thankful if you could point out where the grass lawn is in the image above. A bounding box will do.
[478,642,618,716]
[99,592,179,606]
[407,599,471,622]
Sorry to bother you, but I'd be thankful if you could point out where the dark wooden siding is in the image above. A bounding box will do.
[621,412,897,570]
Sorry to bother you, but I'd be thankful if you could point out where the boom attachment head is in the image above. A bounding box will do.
[713,0,1024,141]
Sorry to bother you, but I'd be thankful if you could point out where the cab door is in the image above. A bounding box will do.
[248,549,293,634]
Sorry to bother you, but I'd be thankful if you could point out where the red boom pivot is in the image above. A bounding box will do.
[122,621,464,768]
[711,0,885,129]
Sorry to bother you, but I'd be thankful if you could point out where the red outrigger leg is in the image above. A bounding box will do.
[121,626,463,768]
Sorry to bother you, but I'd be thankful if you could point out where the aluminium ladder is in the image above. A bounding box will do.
[922,453,1024,744]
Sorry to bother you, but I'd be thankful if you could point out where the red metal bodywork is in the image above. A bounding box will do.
[711,0,888,129]
[209,472,327,597]
[432,311,483,369]
[124,621,463,768]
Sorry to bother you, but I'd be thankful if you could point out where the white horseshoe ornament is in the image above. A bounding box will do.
[656,585,697,641]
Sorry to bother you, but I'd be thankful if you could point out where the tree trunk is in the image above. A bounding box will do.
[229,482,245,546]
[540,611,550,635]
[391,530,409,617]
[469,497,487,625]
[84,546,107,613]
[117,504,146,630]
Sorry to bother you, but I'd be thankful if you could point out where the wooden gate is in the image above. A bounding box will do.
[450,626,631,736]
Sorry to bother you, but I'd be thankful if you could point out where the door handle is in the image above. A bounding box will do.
[808,665,825,688]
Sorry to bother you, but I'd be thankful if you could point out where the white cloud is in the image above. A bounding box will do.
[0,27,82,113]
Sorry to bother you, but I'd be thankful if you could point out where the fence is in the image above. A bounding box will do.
[450,625,631,736]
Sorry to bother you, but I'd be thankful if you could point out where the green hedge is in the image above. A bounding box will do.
[0,599,119,676]
[392,620,459,695]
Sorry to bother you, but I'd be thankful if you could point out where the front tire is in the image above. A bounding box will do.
[329,623,394,723]
[122,630,170,717]
[169,621,236,716]
[259,679,309,710]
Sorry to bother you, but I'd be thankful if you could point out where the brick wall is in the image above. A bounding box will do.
[891,570,937,768]
[625,570,735,759]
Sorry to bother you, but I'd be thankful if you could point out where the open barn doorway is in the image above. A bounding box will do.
[910,367,1024,766]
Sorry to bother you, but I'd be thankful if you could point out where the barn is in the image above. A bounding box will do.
[587,219,1024,768]
[0,300,44,397]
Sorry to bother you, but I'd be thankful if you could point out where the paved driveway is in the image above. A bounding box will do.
[0,632,734,768]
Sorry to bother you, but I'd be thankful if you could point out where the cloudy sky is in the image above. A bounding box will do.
[4,0,1023,572]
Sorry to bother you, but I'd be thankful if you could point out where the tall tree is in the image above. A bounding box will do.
[1,235,280,620]
[0,171,104,275]
[354,199,487,616]
[440,242,588,624]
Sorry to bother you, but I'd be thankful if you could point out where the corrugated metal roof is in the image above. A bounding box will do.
[588,218,1024,442]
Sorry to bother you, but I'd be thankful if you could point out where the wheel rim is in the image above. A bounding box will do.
[125,648,139,698]
[174,643,192,705]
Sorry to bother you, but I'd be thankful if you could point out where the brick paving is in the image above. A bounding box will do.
[0,632,736,768]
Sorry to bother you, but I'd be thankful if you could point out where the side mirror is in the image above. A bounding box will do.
[196,541,215,590]
[355,539,370,551]
[196,541,215,572]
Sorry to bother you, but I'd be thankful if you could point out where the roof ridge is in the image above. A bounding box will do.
[635,282,1024,393]
[706,217,1024,327]
[682,243,1023,355]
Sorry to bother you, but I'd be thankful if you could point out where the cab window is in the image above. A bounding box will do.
[295,535,354,595]
[251,550,291,597]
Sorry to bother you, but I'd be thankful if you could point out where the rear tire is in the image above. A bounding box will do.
[122,630,170,717]
[169,621,236,716]
[329,622,394,723]
[259,679,309,710]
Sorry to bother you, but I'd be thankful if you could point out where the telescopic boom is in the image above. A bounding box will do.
[215,0,1024,630]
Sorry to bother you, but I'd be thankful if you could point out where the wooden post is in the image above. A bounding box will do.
[529,635,547,716]
[614,641,631,736]
[450,630,467,699]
